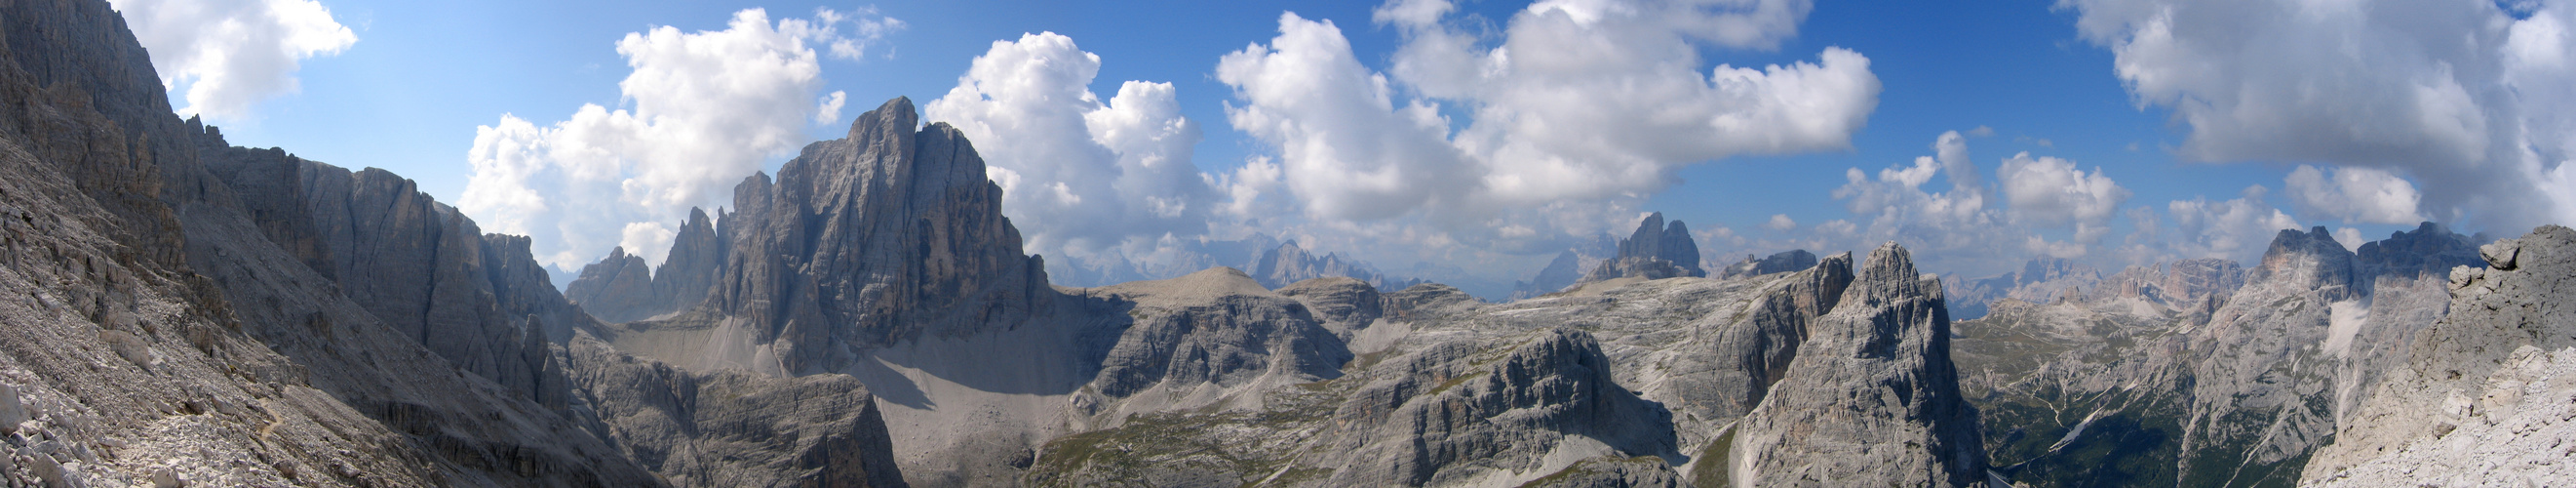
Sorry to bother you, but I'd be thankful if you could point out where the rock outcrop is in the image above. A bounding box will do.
[625,98,1054,376]
[1076,267,1349,410]
[565,333,909,487]
[200,144,574,406]
[0,1,671,485]
[1315,329,1679,486]
[1019,240,1997,487]
[1581,213,1705,283]
[1694,252,1852,424]
[1272,276,1385,337]
[1720,242,1987,487]
[2172,226,2366,486]
[566,248,660,323]
[566,208,728,323]
[2303,225,2576,485]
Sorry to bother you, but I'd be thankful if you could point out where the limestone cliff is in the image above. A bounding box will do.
[646,98,1052,376]
[1721,242,1987,487]
[566,208,727,324]
[0,0,663,484]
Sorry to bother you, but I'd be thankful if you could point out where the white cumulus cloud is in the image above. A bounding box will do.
[1218,2,1877,232]
[2063,0,2576,231]
[2283,164,2427,224]
[1998,151,2131,248]
[2158,185,2303,262]
[923,32,1219,275]
[1825,131,2025,273]
[111,0,356,120]
[459,8,898,270]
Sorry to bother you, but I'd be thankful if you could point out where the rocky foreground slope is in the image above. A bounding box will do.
[2301,225,2576,485]
[0,1,908,485]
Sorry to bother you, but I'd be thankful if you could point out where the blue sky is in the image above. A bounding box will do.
[121,0,2576,296]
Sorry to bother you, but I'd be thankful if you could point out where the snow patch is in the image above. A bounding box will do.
[2322,300,2369,358]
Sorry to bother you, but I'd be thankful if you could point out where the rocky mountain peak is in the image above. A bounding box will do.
[1724,241,1986,487]
[1581,212,1707,282]
[567,207,731,323]
[666,96,1051,374]
[2355,221,2483,279]
[1846,241,1936,309]
[566,247,656,322]
[2253,225,2360,299]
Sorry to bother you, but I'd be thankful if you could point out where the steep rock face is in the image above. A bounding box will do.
[1687,252,1853,427]
[1581,213,1705,282]
[566,248,659,323]
[2163,258,2252,302]
[2322,223,2483,432]
[0,0,199,273]
[1716,250,1819,279]
[2353,222,2482,280]
[564,334,908,487]
[200,142,568,408]
[0,1,663,485]
[2173,226,2363,486]
[680,97,1051,374]
[655,209,725,310]
[1273,276,1385,337]
[0,86,446,487]
[2304,225,2576,485]
[1316,329,1678,487]
[1723,242,1986,488]
[566,208,727,324]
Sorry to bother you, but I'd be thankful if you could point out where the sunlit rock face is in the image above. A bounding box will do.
[1720,242,1989,488]
[640,97,1054,375]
